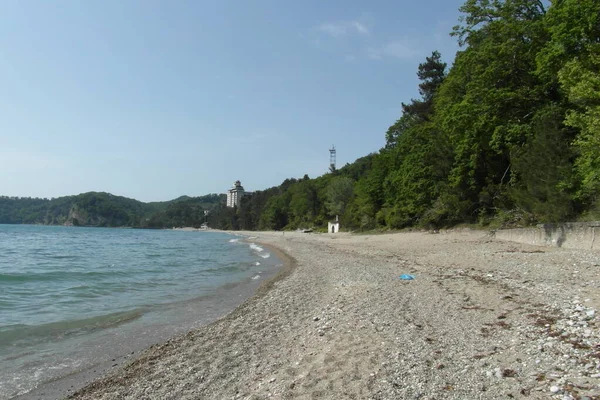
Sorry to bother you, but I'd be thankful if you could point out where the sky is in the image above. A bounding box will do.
[0,0,465,202]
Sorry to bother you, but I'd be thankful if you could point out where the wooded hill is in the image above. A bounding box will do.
[209,0,600,231]
[0,193,223,228]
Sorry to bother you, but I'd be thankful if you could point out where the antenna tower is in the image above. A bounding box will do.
[329,145,336,172]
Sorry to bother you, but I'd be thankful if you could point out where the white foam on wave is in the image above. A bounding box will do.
[228,238,239,243]
[251,274,261,280]
[249,243,264,252]
[254,261,261,266]
[249,242,270,259]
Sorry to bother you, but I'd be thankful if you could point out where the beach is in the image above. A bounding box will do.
[63,229,599,399]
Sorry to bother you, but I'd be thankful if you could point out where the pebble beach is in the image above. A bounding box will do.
[65,229,600,400]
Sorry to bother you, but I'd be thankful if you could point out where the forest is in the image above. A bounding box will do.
[3,0,599,232]
[0,193,222,228]
[209,0,600,231]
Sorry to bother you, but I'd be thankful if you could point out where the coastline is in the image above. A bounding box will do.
[10,231,286,400]
[43,230,600,399]
[65,236,297,400]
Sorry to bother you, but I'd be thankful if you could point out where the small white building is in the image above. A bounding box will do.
[226,180,245,208]
[328,215,340,233]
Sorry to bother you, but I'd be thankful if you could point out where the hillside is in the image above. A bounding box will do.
[0,192,223,228]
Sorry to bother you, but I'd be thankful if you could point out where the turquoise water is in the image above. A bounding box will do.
[0,225,279,399]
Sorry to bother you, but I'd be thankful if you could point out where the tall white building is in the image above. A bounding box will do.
[226,180,245,208]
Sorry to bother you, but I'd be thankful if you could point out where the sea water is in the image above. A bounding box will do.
[0,225,279,399]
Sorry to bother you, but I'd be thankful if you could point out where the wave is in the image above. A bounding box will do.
[207,265,240,274]
[228,238,240,243]
[249,243,263,252]
[0,309,145,348]
[47,254,80,260]
[0,269,129,283]
[247,243,271,260]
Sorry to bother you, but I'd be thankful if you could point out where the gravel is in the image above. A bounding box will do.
[68,229,600,400]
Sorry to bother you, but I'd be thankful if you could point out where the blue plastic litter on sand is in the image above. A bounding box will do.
[399,274,415,280]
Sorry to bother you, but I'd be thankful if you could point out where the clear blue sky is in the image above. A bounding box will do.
[0,0,465,202]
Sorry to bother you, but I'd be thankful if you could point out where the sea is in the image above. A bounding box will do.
[0,225,280,399]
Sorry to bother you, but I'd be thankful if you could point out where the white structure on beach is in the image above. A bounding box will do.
[328,215,340,234]
[226,180,245,208]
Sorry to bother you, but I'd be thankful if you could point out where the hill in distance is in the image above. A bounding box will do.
[0,192,224,229]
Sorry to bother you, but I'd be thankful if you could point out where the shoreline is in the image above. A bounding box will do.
[66,236,296,400]
[44,230,600,399]
[10,232,286,400]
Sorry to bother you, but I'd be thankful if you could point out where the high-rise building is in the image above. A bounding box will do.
[226,180,245,208]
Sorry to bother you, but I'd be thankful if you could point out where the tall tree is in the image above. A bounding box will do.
[542,0,600,209]
[386,51,447,148]
[561,51,600,205]
[325,177,354,218]
[379,51,450,227]
[435,0,551,221]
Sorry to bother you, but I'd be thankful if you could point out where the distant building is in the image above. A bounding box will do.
[226,180,245,208]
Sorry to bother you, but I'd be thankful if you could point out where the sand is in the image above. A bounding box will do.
[64,229,599,399]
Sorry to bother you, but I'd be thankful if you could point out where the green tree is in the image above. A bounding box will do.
[561,51,600,203]
[434,0,551,222]
[287,179,318,229]
[259,195,289,230]
[510,105,576,222]
[539,0,600,207]
[386,51,447,149]
[325,176,354,218]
